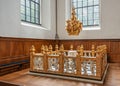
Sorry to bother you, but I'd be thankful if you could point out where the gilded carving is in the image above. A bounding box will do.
[66,7,82,35]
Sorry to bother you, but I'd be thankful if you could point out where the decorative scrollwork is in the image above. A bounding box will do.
[34,56,43,70]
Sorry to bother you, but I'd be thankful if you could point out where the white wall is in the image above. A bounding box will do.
[57,0,120,39]
[0,0,56,39]
[0,0,21,37]
[0,0,120,39]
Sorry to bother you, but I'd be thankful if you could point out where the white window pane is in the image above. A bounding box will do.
[88,7,93,14]
[88,20,94,25]
[31,2,35,9]
[83,0,87,7]
[83,8,87,17]
[94,6,99,12]
[36,18,39,23]
[94,0,99,5]
[83,16,87,20]
[88,14,93,20]
[88,0,93,6]
[83,20,87,26]
[72,0,77,2]
[31,17,35,22]
[94,13,99,19]
[36,0,39,3]
[26,16,30,21]
[78,1,82,7]
[21,14,25,20]
[31,9,35,17]
[78,0,82,1]
[78,9,82,15]
[26,0,30,7]
[73,2,77,8]
[78,15,82,21]
[26,7,30,16]
[36,10,39,18]
[94,20,99,25]
[36,4,39,10]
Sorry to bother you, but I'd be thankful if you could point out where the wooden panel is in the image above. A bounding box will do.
[0,37,120,63]
[0,37,55,58]
[10,41,24,56]
[0,40,10,57]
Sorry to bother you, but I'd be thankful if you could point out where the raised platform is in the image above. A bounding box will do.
[0,80,21,86]
[29,64,109,84]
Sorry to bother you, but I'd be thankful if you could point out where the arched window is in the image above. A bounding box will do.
[21,0,41,25]
[72,0,100,27]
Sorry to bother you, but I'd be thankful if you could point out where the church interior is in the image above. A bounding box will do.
[0,0,120,86]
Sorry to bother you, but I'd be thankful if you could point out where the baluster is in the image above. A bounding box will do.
[88,52,91,57]
[76,46,81,75]
[30,45,36,71]
[91,45,95,57]
[96,48,102,79]
[55,44,59,54]
[80,45,84,56]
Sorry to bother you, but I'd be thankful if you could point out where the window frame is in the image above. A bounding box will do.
[21,0,41,25]
[72,0,100,27]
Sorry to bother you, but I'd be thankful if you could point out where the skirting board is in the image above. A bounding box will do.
[28,64,109,84]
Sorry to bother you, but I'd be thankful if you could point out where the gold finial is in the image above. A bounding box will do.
[41,45,45,54]
[45,45,48,52]
[60,44,64,51]
[49,45,53,53]
[30,45,35,54]
[91,45,95,57]
[66,7,82,35]
[70,44,73,50]
[55,44,58,51]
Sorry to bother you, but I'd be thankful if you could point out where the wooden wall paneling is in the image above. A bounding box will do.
[0,39,10,58]
[0,37,120,63]
[9,40,24,56]
[109,40,120,63]
[23,41,33,56]
[33,41,42,53]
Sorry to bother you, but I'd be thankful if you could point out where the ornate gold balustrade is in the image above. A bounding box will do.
[30,44,107,80]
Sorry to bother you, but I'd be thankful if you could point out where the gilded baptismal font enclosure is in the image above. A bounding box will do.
[29,44,108,83]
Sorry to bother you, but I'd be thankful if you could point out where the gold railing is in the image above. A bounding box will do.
[30,44,107,80]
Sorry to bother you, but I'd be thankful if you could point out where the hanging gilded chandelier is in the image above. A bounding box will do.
[66,7,82,35]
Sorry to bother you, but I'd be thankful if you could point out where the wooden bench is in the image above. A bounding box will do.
[0,55,30,76]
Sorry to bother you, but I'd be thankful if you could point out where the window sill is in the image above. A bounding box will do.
[21,22,48,30]
[83,26,100,30]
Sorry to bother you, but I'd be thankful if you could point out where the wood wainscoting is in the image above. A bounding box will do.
[0,37,55,75]
[58,39,120,63]
[0,37,120,76]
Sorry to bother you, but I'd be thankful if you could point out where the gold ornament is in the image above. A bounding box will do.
[66,7,82,35]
